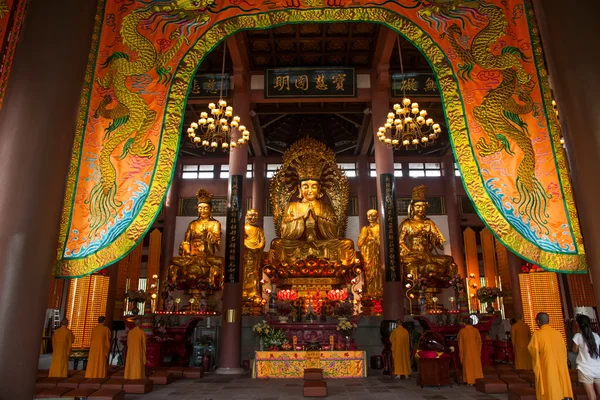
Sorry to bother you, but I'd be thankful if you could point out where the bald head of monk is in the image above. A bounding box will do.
[535,312,549,327]
[516,313,523,321]
[135,318,142,327]
[60,318,69,326]
[98,316,106,324]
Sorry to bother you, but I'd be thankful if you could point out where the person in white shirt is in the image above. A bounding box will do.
[573,314,600,400]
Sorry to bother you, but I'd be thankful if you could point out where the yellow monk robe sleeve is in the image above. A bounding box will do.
[528,332,544,398]
[142,330,147,365]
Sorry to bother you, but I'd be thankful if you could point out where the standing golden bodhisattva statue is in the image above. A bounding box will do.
[168,188,223,291]
[269,138,356,266]
[398,185,457,285]
[358,209,383,296]
[243,209,265,299]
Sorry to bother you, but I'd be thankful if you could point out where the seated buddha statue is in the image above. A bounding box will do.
[399,185,457,285]
[168,188,223,291]
[269,137,356,266]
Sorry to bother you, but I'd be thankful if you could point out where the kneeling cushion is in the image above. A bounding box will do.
[149,371,173,385]
[304,368,324,381]
[303,381,327,397]
[87,389,125,400]
[501,376,530,389]
[101,378,129,390]
[36,377,65,389]
[79,378,107,390]
[34,387,71,398]
[475,378,508,394]
[57,376,87,389]
[508,387,537,400]
[183,367,203,379]
[62,388,97,398]
[166,366,185,378]
[123,379,153,394]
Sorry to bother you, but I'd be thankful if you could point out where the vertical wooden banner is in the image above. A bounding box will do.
[128,242,143,289]
[379,174,400,282]
[480,228,498,287]
[225,174,243,283]
[463,227,480,311]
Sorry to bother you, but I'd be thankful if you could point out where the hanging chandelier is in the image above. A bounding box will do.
[187,41,250,152]
[377,37,441,150]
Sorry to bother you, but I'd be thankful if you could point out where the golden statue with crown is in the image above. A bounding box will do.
[167,188,224,300]
[399,185,457,287]
[265,137,360,297]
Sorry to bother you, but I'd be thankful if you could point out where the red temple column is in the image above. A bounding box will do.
[252,156,266,228]
[159,160,182,309]
[442,154,466,278]
[217,68,249,374]
[0,0,98,397]
[357,155,371,228]
[532,0,600,306]
[507,251,524,317]
[372,89,404,320]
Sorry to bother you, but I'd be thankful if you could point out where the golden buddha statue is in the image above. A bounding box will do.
[168,188,223,292]
[358,209,383,296]
[242,209,265,299]
[398,185,457,285]
[269,137,356,266]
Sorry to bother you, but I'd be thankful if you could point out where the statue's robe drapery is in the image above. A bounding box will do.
[390,325,411,376]
[85,323,111,378]
[243,223,265,298]
[48,326,74,378]
[271,199,355,264]
[124,327,147,379]
[458,325,483,384]
[358,223,382,295]
[528,325,572,400]
[511,320,533,370]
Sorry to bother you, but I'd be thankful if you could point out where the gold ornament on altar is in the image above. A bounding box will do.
[242,209,266,300]
[269,137,356,266]
[399,185,457,287]
[358,209,382,296]
[168,188,224,301]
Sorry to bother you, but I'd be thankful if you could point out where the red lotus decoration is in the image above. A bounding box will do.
[326,289,348,301]
[277,289,298,301]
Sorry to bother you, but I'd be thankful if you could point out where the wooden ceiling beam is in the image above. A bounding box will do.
[226,33,251,91]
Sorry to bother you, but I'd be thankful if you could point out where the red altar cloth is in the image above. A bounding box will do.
[253,351,366,379]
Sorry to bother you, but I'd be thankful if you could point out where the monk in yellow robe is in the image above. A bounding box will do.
[85,316,111,378]
[511,314,533,370]
[390,319,411,378]
[528,312,573,400]
[124,319,147,379]
[458,317,483,385]
[49,319,74,378]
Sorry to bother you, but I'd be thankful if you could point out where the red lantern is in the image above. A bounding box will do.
[277,289,298,301]
[326,289,348,301]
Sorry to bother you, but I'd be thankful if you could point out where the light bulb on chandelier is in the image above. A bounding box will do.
[377,37,441,150]
[187,41,250,152]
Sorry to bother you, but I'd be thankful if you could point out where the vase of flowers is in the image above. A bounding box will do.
[276,301,292,322]
[252,320,272,351]
[449,274,464,293]
[337,320,357,350]
[476,286,503,310]
[334,302,354,321]
[263,329,287,351]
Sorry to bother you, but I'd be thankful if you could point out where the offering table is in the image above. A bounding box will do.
[253,350,366,379]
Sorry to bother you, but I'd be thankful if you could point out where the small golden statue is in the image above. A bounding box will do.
[168,188,223,295]
[242,209,265,299]
[269,137,356,266]
[358,209,382,296]
[399,185,457,286]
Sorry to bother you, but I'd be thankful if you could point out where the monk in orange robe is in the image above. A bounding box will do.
[458,317,483,385]
[124,318,147,379]
[49,319,74,378]
[390,319,411,378]
[528,312,573,400]
[511,314,533,370]
[85,316,111,378]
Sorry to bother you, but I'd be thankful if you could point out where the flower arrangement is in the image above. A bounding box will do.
[263,329,288,350]
[413,276,428,291]
[476,287,503,304]
[337,320,358,335]
[281,340,292,351]
[449,274,465,293]
[275,301,292,316]
[334,302,354,318]
[126,289,148,303]
[252,320,273,338]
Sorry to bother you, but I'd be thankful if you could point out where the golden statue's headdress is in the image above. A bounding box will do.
[296,153,323,182]
[196,188,213,205]
[270,137,349,237]
[411,185,428,203]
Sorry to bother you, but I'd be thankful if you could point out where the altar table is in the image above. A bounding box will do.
[253,351,366,379]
